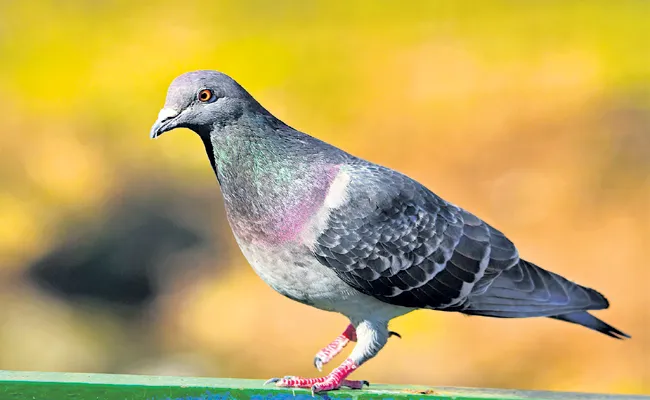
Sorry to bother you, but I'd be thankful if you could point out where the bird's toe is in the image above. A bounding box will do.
[311,382,332,395]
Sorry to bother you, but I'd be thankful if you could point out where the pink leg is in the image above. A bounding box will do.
[265,320,394,393]
[313,324,356,371]
[266,358,367,394]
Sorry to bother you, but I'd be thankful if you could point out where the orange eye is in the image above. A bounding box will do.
[198,89,213,102]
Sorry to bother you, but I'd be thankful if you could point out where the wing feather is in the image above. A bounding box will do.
[313,164,519,309]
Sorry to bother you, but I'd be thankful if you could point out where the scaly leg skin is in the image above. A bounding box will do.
[313,324,357,371]
[265,320,390,394]
[266,358,367,392]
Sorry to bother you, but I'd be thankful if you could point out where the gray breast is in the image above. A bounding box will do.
[234,237,415,322]
[236,239,354,310]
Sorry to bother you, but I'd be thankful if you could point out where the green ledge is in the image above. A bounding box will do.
[0,370,645,400]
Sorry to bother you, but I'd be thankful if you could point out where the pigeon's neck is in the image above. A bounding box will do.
[206,116,343,245]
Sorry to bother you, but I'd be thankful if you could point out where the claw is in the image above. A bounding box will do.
[314,356,323,372]
[389,331,401,339]
[265,376,296,386]
[264,378,280,385]
[342,379,369,389]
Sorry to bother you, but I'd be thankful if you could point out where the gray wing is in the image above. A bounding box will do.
[313,164,520,310]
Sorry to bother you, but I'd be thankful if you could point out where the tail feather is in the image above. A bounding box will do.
[465,259,608,317]
[551,311,630,339]
[462,259,629,339]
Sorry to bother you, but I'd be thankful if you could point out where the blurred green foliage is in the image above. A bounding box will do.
[0,0,648,396]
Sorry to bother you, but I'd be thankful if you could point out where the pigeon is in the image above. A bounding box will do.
[150,70,629,393]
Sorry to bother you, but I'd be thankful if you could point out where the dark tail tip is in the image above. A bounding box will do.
[551,311,631,340]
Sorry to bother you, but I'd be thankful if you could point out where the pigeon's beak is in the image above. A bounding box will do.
[150,108,181,139]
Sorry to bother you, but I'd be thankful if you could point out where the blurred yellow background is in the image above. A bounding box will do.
[0,0,648,396]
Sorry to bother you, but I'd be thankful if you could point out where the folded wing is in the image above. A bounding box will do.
[313,163,616,321]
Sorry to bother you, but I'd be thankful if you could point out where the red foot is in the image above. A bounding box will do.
[313,324,356,371]
[265,358,367,394]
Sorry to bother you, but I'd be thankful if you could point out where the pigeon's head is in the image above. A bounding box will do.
[150,70,258,138]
